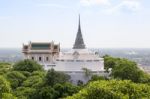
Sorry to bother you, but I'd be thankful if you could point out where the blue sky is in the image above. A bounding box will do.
[0,0,150,48]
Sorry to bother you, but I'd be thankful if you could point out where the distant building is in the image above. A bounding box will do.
[22,42,60,68]
[22,15,105,84]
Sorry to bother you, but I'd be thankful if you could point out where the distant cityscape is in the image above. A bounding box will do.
[1,48,150,67]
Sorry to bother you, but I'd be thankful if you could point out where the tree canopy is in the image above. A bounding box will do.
[66,80,150,99]
[1,55,150,99]
[0,76,11,98]
[104,55,150,83]
[45,69,70,86]
[13,59,43,72]
[0,62,12,75]
[6,71,27,89]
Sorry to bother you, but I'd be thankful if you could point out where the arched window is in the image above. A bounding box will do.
[46,57,49,61]
[39,57,42,61]
[31,57,34,60]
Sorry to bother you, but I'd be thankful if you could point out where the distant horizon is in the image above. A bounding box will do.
[1,47,150,49]
[0,0,150,48]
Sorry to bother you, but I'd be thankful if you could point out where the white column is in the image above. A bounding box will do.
[43,54,46,68]
[35,54,38,62]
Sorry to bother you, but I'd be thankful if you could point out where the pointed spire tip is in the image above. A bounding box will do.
[73,14,86,49]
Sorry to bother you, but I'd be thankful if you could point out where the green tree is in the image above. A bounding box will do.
[54,83,80,98]
[6,71,26,89]
[104,56,150,83]
[111,59,150,83]
[103,55,120,72]
[66,80,150,99]
[31,71,46,77]
[0,62,12,75]
[19,71,31,78]
[22,75,44,88]
[31,86,58,99]
[13,59,43,72]
[0,76,11,98]
[90,75,106,81]
[2,93,17,99]
[14,87,36,99]
[45,69,70,86]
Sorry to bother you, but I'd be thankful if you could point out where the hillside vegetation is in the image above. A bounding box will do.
[0,56,150,99]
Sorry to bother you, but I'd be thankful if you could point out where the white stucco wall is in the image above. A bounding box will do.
[52,61,104,71]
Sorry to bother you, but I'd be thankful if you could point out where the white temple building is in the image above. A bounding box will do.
[22,15,104,83]
[54,15,104,83]
[55,16,104,72]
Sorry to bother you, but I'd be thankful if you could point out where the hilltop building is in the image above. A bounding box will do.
[55,16,104,71]
[54,15,104,83]
[22,15,104,83]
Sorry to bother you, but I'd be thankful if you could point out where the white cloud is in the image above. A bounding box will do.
[122,0,140,11]
[106,0,140,14]
[80,0,110,6]
[80,0,141,14]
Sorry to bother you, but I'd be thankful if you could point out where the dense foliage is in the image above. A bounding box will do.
[104,55,150,83]
[0,60,79,99]
[0,62,12,75]
[0,76,11,97]
[45,69,70,86]
[6,71,27,89]
[0,56,150,99]
[13,59,43,72]
[66,80,150,99]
